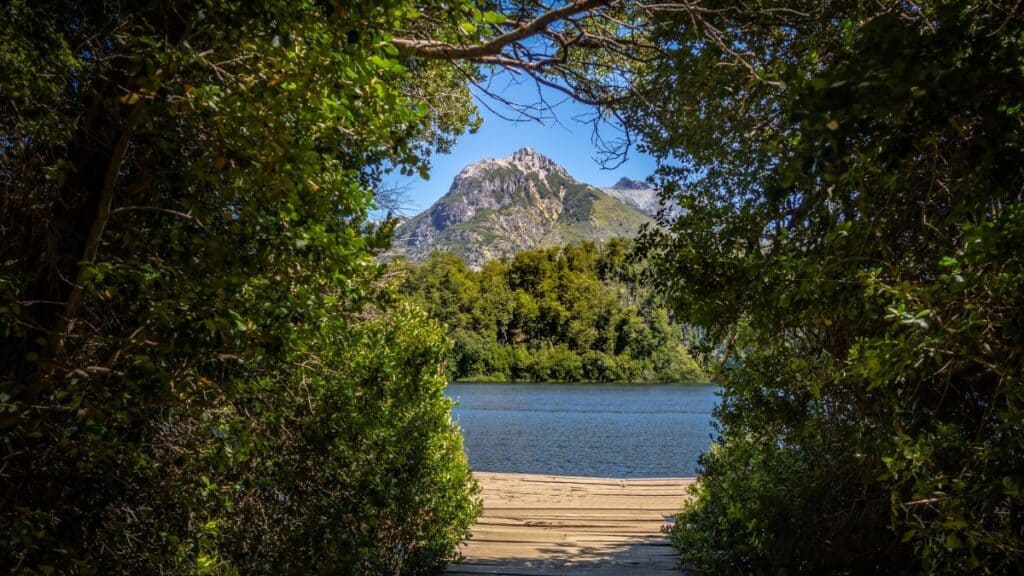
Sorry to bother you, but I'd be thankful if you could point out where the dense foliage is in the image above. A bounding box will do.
[626,1,1024,573]
[1,1,483,573]
[394,241,706,383]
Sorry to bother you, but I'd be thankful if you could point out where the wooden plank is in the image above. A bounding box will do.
[474,472,692,484]
[474,513,670,522]
[460,543,677,561]
[446,563,684,576]
[445,472,694,575]
[472,527,666,538]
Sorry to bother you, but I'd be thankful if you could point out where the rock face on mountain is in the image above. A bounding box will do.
[390,148,652,268]
[610,176,650,190]
[601,177,663,217]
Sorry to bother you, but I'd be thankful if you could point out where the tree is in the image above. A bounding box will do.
[395,243,706,383]
[0,1,488,572]
[627,1,1024,573]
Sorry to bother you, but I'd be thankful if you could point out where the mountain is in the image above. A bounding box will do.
[601,177,662,217]
[390,148,653,267]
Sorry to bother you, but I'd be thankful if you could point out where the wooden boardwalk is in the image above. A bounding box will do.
[446,472,695,576]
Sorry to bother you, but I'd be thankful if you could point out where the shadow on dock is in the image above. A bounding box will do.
[445,472,696,576]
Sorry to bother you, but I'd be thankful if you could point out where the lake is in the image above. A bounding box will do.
[447,383,719,478]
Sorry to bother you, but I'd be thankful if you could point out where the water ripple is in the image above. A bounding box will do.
[446,383,720,478]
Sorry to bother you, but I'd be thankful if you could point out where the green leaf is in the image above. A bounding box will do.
[368,55,392,69]
[1003,476,1019,496]
[483,11,507,25]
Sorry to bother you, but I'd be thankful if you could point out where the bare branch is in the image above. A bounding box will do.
[110,205,206,228]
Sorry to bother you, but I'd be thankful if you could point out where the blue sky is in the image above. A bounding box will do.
[389,78,658,215]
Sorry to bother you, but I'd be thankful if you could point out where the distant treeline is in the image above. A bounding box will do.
[393,240,706,383]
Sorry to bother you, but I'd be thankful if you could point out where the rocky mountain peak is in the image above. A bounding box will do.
[510,146,545,162]
[611,177,651,191]
[390,150,652,268]
[456,146,569,182]
[511,146,539,159]
[507,147,567,176]
[602,178,663,218]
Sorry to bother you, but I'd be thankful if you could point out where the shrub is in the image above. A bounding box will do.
[532,344,584,382]
[0,2,481,572]
[2,304,479,575]
[634,2,1024,572]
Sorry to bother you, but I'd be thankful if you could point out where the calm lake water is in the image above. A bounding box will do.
[447,383,719,477]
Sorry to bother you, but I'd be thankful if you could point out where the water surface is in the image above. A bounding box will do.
[447,383,719,477]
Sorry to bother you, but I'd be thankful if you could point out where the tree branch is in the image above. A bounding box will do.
[392,0,613,61]
[110,205,206,228]
[34,104,143,394]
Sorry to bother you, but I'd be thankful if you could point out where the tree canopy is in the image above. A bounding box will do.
[626,1,1024,573]
[0,1,482,572]
[394,241,706,383]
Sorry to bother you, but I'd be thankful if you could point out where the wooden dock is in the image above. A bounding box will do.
[446,472,695,576]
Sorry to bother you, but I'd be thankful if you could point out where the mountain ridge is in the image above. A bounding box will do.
[390,148,656,267]
[601,177,662,217]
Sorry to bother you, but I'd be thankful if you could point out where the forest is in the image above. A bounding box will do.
[394,241,706,383]
[2,1,1022,575]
